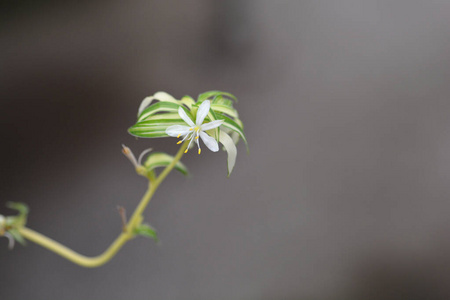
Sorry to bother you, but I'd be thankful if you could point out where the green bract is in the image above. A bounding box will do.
[128,91,247,175]
[0,202,29,249]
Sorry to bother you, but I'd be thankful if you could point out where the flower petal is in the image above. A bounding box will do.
[178,107,195,127]
[201,119,224,131]
[219,131,237,176]
[199,131,219,152]
[165,125,191,137]
[196,100,211,126]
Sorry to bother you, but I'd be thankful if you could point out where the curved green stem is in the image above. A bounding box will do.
[17,141,188,268]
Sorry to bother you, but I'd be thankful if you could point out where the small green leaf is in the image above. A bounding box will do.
[134,223,158,243]
[8,228,26,246]
[198,91,237,102]
[144,152,189,176]
[6,202,29,216]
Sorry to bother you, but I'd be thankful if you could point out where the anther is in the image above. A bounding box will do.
[198,149,201,155]
[195,136,199,139]
[177,134,181,138]
[184,149,188,153]
[189,128,193,131]
[177,141,182,144]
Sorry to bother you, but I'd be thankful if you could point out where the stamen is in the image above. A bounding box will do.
[189,128,193,131]
[177,141,182,144]
[177,134,181,138]
[186,131,196,151]
[195,131,201,154]
[184,149,188,153]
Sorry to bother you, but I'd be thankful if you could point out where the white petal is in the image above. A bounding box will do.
[201,119,224,131]
[165,125,191,137]
[199,131,219,152]
[219,131,237,176]
[178,107,195,127]
[196,100,210,126]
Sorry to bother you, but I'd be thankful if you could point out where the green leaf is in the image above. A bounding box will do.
[211,103,239,119]
[6,202,29,216]
[198,91,237,102]
[219,131,237,176]
[206,106,221,141]
[212,95,234,108]
[180,95,196,108]
[138,92,179,116]
[144,152,189,176]
[134,223,159,243]
[138,102,184,123]
[129,119,187,138]
[217,114,248,150]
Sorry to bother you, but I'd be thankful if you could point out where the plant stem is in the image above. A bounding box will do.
[17,141,189,268]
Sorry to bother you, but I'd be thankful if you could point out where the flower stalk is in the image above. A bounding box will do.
[16,141,189,268]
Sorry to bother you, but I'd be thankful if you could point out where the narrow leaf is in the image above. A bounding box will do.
[129,119,187,138]
[211,104,239,119]
[180,95,196,109]
[198,91,237,102]
[6,202,29,216]
[217,114,248,150]
[138,102,184,123]
[134,224,159,243]
[212,95,234,108]
[138,91,179,116]
[144,152,189,176]
[219,131,237,176]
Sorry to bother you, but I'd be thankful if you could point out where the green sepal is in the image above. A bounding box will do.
[134,223,159,243]
[144,152,189,176]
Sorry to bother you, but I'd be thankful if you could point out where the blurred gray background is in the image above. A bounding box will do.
[1,1,450,299]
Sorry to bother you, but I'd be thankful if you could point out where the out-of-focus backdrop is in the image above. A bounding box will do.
[1,1,450,299]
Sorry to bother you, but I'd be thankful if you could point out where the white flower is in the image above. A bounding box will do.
[165,100,223,154]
